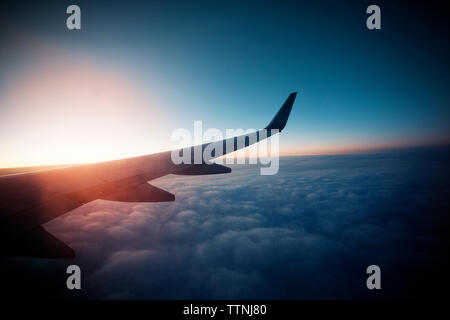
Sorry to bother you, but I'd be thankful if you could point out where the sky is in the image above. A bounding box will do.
[0,0,449,167]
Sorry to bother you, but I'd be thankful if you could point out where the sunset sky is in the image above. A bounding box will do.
[1,0,449,167]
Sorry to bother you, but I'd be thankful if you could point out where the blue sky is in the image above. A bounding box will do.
[0,0,449,166]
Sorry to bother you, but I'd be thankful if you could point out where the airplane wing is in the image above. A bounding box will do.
[0,92,297,259]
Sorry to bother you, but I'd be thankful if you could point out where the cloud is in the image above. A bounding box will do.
[30,152,450,298]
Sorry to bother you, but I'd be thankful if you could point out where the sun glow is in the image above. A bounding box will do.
[0,55,167,168]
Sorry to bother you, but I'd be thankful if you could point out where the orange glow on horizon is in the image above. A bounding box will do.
[278,137,450,157]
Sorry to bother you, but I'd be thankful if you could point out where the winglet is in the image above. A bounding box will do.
[265,92,297,132]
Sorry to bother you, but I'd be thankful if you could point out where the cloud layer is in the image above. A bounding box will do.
[4,150,449,299]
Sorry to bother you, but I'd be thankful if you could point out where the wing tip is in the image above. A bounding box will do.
[265,91,297,132]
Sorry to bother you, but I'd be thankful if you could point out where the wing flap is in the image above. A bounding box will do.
[101,183,175,202]
[0,226,74,259]
[1,196,83,240]
[174,163,231,175]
